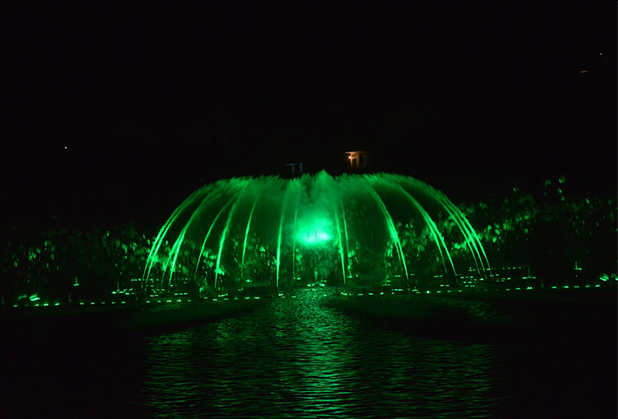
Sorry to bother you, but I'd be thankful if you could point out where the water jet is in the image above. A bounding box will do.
[144,172,490,294]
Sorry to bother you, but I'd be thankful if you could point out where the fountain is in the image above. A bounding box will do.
[144,172,490,295]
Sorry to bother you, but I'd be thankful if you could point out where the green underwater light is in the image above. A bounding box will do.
[297,217,332,245]
[301,230,331,244]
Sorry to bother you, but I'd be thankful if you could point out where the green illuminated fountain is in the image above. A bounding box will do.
[144,172,490,294]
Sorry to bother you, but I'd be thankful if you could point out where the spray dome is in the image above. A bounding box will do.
[145,172,489,294]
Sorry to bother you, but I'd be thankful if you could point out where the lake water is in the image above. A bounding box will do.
[1,289,614,417]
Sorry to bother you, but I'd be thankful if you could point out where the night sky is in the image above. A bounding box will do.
[2,2,615,226]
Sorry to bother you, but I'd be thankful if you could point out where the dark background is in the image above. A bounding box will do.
[2,2,615,226]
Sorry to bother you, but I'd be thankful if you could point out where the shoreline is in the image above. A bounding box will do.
[324,288,617,345]
[0,298,266,339]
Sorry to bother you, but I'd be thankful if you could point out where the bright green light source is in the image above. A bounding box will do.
[29,294,40,302]
[301,230,331,244]
[297,216,333,245]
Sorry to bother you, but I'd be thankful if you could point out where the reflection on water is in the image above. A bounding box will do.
[1,289,613,417]
[142,290,499,417]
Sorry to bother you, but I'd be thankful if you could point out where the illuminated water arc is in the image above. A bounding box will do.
[215,190,245,287]
[340,202,350,267]
[241,195,260,279]
[276,181,297,288]
[396,175,488,275]
[333,200,347,285]
[440,201,482,275]
[166,194,220,282]
[339,201,351,279]
[366,177,409,281]
[396,186,456,275]
[144,186,208,282]
[292,204,298,280]
[437,196,490,276]
[194,197,237,284]
[444,199,491,274]
[165,225,189,283]
[276,202,284,288]
[148,185,218,283]
[170,182,247,285]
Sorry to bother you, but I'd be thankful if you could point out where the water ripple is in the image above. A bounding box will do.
[4,289,610,417]
[140,290,503,417]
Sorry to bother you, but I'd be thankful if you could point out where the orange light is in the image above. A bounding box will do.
[580,70,588,74]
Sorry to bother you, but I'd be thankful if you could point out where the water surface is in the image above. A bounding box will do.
[2,289,614,417]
